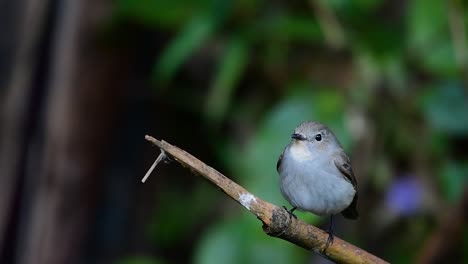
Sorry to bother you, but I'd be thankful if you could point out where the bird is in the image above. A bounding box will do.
[276,121,358,249]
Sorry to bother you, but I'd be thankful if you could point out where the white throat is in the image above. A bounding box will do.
[288,141,323,161]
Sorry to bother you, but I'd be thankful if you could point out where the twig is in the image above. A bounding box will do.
[143,135,388,264]
[309,0,346,49]
[141,150,167,183]
[447,0,468,88]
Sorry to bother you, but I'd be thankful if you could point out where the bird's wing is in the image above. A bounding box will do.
[333,151,359,219]
[276,152,283,172]
[333,151,357,187]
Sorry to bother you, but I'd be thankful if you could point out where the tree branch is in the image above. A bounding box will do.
[143,135,388,264]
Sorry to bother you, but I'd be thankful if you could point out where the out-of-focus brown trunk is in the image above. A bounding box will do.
[417,189,468,264]
[17,0,127,263]
[0,0,51,259]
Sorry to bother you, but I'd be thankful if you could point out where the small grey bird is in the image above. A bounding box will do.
[277,121,358,247]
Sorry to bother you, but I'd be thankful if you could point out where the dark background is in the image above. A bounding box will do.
[0,0,467,263]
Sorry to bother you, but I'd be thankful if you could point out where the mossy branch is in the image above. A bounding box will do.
[143,135,388,264]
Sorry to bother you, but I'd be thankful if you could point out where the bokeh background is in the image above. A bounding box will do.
[1,0,467,263]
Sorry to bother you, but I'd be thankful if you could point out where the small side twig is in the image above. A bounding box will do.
[142,135,388,264]
[141,150,167,183]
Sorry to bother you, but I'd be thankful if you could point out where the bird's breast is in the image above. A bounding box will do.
[279,148,355,216]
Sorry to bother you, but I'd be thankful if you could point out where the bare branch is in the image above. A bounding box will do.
[143,135,388,264]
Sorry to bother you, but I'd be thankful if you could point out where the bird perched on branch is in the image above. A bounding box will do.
[277,121,358,249]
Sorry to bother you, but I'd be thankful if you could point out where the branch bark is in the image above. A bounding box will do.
[144,135,388,264]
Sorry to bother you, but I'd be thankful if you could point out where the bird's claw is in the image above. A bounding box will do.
[282,206,297,219]
[324,230,334,250]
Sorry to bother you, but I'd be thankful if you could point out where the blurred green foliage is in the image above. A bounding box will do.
[117,257,165,264]
[194,212,306,264]
[149,183,217,245]
[421,83,468,135]
[407,0,457,75]
[151,15,218,85]
[114,0,468,263]
[204,36,249,123]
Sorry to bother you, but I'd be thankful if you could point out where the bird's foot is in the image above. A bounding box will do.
[282,206,297,219]
[322,215,334,252]
[324,230,334,251]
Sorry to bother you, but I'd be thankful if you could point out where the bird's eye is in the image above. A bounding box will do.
[315,134,322,141]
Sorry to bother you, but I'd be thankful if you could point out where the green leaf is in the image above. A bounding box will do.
[204,36,249,123]
[151,15,217,86]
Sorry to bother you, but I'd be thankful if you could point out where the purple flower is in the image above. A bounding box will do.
[385,176,423,216]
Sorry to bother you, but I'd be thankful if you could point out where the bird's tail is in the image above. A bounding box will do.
[341,194,359,219]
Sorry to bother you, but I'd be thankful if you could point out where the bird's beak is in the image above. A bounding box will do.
[291,133,306,140]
